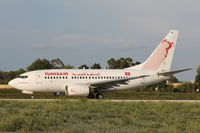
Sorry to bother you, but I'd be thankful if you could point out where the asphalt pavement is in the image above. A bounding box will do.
[1,99,200,102]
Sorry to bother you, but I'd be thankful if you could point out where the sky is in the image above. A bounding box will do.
[0,0,199,81]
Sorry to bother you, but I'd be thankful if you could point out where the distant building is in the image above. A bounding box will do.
[167,80,195,88]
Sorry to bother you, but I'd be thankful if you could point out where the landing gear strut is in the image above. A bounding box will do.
[87,93,95,99]
[30,95,34,99]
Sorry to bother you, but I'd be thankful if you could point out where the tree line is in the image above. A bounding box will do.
[0,57,140,84]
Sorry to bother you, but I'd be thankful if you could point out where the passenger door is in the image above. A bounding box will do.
[36,73,43,84]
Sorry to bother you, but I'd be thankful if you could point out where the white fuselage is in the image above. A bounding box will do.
[9,69,169,94]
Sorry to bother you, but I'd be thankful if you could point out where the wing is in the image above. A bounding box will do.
[89,75,149,89]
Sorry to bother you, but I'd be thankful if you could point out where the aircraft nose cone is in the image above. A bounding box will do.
[8,80,15,88]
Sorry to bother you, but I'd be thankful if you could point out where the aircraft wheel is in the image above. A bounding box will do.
[96,93,103,99]
[30,95,34,99]
[53,92,60,96]
[87,94,95,99]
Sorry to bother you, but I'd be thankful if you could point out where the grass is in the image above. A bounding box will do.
[0,100,200,132]
[106,91,200,100]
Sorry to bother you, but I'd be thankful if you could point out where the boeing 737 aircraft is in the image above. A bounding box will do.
[9,30,191,99]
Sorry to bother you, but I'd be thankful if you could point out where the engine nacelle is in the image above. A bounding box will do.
[65,84,90,96]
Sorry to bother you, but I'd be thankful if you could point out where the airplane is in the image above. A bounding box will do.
[8,30,191,99]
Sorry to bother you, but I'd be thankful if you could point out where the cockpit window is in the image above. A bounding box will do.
[17,75,28,79]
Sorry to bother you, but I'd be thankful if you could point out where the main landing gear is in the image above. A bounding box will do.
[96,93,103,99]
[87,93,103,99]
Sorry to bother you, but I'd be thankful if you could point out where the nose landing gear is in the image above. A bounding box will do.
[30,95,34,99]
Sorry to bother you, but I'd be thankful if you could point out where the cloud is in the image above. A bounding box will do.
[0,29,37,34]
[1,0,199,81]
[56,34,82,40]
[0,44,11,48]
[32,43,52,49]
[32,34,143,51]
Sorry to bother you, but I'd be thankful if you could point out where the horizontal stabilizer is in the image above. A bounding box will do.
[158,68,192,76]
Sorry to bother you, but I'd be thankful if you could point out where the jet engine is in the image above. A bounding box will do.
[65,84,90,96]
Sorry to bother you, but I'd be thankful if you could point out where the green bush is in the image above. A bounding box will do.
[177,82,195,93]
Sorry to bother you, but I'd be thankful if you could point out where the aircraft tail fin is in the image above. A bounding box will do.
[127,30,179,71]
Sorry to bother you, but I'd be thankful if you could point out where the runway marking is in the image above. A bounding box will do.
[1,99,200,103]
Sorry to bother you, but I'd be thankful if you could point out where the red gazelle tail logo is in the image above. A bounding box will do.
[162,39,174,58]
